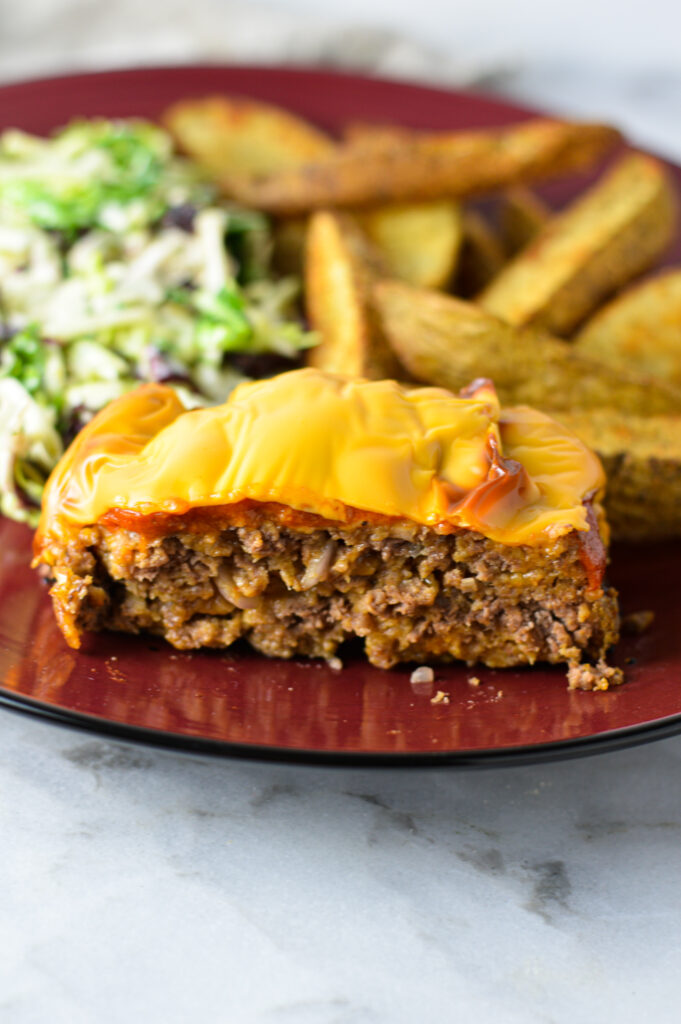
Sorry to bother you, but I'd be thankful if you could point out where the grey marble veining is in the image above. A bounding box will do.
[2,707,681,1023]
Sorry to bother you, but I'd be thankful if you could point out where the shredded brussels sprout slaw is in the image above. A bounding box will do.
[0,119,315,524]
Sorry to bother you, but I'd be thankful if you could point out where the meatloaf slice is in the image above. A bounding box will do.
[40,501,619,687]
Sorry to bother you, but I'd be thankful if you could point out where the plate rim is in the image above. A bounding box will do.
[3,684,681,767]
[1,61,679,768]
[0,60,535,112]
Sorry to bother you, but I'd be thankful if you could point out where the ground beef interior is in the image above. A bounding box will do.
[41,503,619,677]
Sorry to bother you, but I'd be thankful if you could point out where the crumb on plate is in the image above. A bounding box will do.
[567,659,624,691]
[622,609,655,635]
[411,666,434,684]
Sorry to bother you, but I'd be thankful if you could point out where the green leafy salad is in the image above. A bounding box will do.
[0,119,315,524]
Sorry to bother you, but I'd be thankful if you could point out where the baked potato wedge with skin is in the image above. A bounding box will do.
[274,202,463,287]
[559,409,681,541]
[163,95,336,180]
[499,186,550,256]
[574,269,681,386]
[479,153,678,335]
[305,211,401,379]
[358,200,463,290]
[454,209,506,297]
[341,122,414,147]
[224,119,621,214]
[372,279,681,415]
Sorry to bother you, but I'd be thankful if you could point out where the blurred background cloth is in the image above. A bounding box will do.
[2,0,681,155]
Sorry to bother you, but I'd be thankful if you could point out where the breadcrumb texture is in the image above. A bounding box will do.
[38,502,619,686]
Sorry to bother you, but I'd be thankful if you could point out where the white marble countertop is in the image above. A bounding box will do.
[3,711,681,1023]
[2,3,681,1021]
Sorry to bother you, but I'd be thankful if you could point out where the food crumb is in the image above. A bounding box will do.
[430,690,450,705]
[567,659,624,691]
[497,690,504,698]
[468,675,481,687]
[411,666,434,685]
[622,609,655,636]
[327,656,343,671]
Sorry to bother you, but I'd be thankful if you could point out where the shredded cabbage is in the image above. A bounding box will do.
[0,378,63,524]
[0,120,204,234]
[0,118,316,524]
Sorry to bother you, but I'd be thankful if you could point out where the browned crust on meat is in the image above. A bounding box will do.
[37,502,619,681]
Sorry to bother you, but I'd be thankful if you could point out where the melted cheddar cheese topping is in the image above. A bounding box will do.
[34,368,604,549]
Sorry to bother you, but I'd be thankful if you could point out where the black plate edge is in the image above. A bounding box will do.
[3,686,681,768]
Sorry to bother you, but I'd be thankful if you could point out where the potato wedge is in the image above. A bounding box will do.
[454,210,506,297]
[163,95,336,180]
[499,186,550,256]
[479,153,677,335]
[305,211,401,379]
[574,269,681,386]
[358,200,462,290]
[225,119,621,214]
[342,122,413,147]
[559,409,681,540]
[274,202,463,288]
[372,279,681,414]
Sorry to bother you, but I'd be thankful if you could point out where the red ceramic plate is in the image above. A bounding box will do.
[1,65,680,766]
